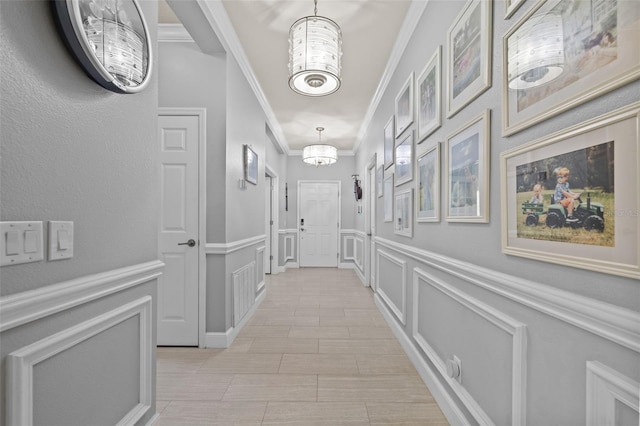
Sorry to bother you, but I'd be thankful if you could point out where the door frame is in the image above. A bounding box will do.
[158,107,207,347]
[365,154,377,290]
[297,180,341,267]
[265,164,279,274]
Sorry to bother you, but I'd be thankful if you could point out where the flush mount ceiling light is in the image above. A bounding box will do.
[508,11,564,90]
[288,0,342,96]
[303,127,338,166]
[52,0,152,93]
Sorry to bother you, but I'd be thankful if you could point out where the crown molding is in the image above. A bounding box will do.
[158,23,193,42]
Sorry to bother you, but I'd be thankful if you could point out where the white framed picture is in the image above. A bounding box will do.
[394,188,413,237]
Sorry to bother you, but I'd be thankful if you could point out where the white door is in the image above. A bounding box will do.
[157,114,200,346]
[368,165,376,290]
[265,175,272,274]
[299,181,339,267]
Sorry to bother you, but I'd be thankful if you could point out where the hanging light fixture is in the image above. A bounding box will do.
[508,11,564,90]
[303,127,338,166]
[288,0,342,96]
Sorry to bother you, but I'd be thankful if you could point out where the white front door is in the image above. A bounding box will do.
[299,181,339,267]
[157,114,200,346]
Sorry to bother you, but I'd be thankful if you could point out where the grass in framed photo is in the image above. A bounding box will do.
[244,144,258,185]
[395,189,413,237]
[501,102,640,279]
[417,46,442,142]
[395,131,413,186]
[384,173,394,222]
[447,0,492,118]
[395,73,414,138]
[416,143,440,222]
[377,165,384,198]
[384,116,395,169]
[502,0,640,136]
[445,110,490,222]
[505,0,527,19]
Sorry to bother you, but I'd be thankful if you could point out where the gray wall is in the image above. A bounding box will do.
[354,1,640,424]
[0,0,159,424]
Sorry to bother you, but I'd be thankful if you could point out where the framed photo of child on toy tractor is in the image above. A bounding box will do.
[500,102,640,279]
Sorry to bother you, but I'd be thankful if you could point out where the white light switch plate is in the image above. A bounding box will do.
[49,221,74,261]
[1,221,44,266]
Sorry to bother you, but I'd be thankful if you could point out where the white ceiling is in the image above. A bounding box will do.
[159,0,414,153]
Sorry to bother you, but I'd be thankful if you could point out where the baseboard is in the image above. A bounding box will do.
[146,412,160,426]
[204,290,266,348]
[374,293,469,426]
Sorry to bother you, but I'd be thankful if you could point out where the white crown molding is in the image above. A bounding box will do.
[206,235,266,255]
[0,260,164,332]
[375,236,640,353]
[196,0,289,155]
[353,0,429,154]
[158,23,193,42]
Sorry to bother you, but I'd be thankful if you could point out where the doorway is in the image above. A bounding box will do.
[366,155,377,290]
[298,181,340,267]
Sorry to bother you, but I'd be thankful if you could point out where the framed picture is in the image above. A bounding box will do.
[243,144,258,185]
[416,143,441,222]
[377,165,384,198]
[446,0,492,118]
[445,109,490,222]
[395,131,413,186]
[384,116,395,169]
[505,0,526,19]
[395,72,414,138]
[501,102,640,279]
[417,46,442,142]
[395,189,413,237]
[502,0,640,136]
[384,173,394,222]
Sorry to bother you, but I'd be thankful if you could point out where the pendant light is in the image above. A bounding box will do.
[303,127,338,166]
[288,0,342,96]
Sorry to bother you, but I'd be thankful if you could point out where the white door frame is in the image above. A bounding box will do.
[366,154,377,289]
[265,164,279,274]
[158,107,207,347]
[297,180,341,267]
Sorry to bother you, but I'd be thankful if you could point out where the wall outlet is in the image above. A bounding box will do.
[446,355,462,383]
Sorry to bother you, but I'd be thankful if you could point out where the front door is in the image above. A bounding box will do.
[299,181,339,267]
[157,113,200,346]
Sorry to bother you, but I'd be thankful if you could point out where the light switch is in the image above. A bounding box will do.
[49,221,74,260]
[1,221,44,266]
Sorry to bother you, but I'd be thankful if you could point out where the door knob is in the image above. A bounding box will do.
[300,228,305,232]
[178,239,196,247]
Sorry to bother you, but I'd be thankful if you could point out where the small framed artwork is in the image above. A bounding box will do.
[384,116,395,169]
[384,173,394,222]
[377,165,384,198]
[502,0,640,136]
[501,102,640,279]
[504,0,526,19]
[417,46,442,142]
[416,143,441,223]
[394,131,413,186]
[243,144,258,185]
[395,72,414,138]
[394,189,413,237]
[445,109,490,222]
[446,0,492,118]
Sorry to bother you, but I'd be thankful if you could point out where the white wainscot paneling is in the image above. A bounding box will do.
[376,249,407,325]
[354,236,364,271]
[232,261,256,327]
[586,361,640,426]
[256,246,265,293]
[413,268,527,426]
[284,233,295,262]
[343,235,355,261]
[6,296,153,426]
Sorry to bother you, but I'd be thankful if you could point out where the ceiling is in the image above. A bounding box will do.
[158,0,415,153]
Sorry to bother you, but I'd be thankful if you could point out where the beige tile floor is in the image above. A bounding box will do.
[155,268,449,425]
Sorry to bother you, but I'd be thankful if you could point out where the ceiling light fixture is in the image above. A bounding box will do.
[303,127,338,166]
[288,0,342,96]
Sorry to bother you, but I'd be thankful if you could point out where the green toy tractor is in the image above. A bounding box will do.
[545,192,605,231]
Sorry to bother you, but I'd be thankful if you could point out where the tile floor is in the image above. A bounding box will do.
[155,267,449,425]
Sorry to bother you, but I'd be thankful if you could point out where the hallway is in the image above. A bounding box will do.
[155,268,449,425]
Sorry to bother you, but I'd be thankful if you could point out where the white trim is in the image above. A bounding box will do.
[340,228,367,238]
[204,290,266,348]
[586,361,640,426]
[256,246,266,293]
[353,0,429,154]
[206,235,266,255]
[354,236,364,271]
[0,260,163,333]
[158,23,193,42]
[158,107,207,348]
[265,164,279,275]
[413,267,527,426]
[6,297,153,426]
[375,293,469,426]
[376,249,407,325]
[343,236,355,261]
[375,236,640,353]
[280,228,298,234]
